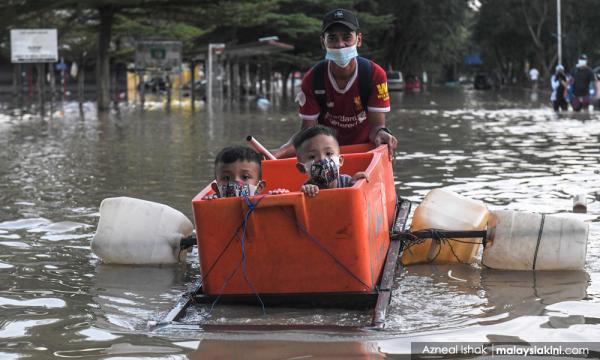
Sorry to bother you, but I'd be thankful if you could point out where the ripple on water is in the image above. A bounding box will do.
[0,261,14,269]
[0,218,51,230]
[78,327,122,341]
[0,319,60,339]
[53,343,180,358]
[28,221,91,234]
[0,241,31,249]
[0,296,66,308]
[41,233,92,242]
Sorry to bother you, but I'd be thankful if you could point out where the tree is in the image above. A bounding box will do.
[0,0,254,110]
[371,0,470,79]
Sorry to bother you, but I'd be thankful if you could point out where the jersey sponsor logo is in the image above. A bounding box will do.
[325,113,364,128]
[376,83,389,101]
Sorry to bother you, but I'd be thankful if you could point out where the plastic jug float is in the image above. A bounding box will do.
[92,197,193,264]
[482,210,588,270]
[401,188,489,265]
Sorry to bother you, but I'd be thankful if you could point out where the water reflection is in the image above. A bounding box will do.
[189,339,382,359]
[90,264,187,331]
[386,265,590,333]
[480,270,589,322]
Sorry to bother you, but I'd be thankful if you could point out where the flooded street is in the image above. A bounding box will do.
[1,86,599,358]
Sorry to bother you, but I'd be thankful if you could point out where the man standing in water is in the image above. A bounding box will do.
[273,9,397,160]
[571,54,597,112]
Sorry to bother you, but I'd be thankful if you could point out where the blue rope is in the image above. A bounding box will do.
[209,194,267,315]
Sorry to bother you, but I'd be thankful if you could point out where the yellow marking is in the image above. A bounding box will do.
[376,83,389,101]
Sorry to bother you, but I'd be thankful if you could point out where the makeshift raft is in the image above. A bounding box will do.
[155,144,410,330]
[150,143,589,331]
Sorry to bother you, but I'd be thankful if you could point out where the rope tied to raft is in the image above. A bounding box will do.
[205,192,377,314]
[532,214,546,271]
[278,207,373,291]
[399,228,485,263]
[209,192,267,314]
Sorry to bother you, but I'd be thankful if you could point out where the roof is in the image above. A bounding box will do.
[192,39,294,61]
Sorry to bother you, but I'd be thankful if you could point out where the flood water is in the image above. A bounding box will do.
[1,87,599,359]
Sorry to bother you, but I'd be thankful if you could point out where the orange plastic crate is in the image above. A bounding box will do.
[191,145,396,296]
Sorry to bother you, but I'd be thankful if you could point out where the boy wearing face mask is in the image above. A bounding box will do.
[293,125,368,197]
[273,8,397,161]
[203,146,266,200]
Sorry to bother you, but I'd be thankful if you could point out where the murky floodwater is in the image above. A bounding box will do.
[1,87,599,359]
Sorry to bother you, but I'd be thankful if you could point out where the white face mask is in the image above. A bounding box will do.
[325,45,358,68]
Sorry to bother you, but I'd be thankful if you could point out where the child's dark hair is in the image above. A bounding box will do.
[214,146,262,178]
[292,125,338,150]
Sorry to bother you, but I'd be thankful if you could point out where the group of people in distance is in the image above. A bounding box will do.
[203,8,396,201]
[550,54,598,112]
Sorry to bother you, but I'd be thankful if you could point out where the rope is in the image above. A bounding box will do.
[209,193,267,314]
[400,228,485,263]
[278,207,372,290]
[532,214,546,271]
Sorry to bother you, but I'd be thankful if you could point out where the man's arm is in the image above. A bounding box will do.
[368,112,397,161]
[271,119,317,159]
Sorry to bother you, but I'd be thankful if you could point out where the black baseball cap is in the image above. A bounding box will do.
[321,9,359,33]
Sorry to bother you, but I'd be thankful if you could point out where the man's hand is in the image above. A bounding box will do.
[373,130,397,161]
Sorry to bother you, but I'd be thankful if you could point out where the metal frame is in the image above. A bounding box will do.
[152,197,412,332]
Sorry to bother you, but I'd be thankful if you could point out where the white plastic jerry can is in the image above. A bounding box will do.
[482,210,589,270]
[91,197,194,265]
[401,188,489,265]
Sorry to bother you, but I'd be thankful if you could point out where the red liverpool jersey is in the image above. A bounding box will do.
[297,59,390,145]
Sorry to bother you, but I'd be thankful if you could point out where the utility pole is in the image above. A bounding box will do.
[557,0,562,65]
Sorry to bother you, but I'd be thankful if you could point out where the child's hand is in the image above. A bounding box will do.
[202,194,219,200]
[351,171,369,184]
[301,184,320,197]
[268,188,290,195]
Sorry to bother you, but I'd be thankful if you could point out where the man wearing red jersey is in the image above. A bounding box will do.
[273,8,397,160]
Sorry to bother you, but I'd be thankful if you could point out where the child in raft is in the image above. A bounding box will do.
[293,125,368,197]
[203,145,287,199]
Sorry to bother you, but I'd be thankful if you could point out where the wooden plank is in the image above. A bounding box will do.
[371,198,412,329]
[152,283,202,328]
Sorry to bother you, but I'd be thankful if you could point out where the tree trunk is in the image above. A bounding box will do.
[78,60,85,104]
[96,6,114,111]
[282,70,290,100]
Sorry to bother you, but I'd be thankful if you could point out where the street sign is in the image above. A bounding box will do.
[135,40,182,71]
[10,29,58,63]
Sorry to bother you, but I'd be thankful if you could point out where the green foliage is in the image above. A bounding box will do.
[474,0,600,80]
[369,0,471,76]
[7,0,600,84]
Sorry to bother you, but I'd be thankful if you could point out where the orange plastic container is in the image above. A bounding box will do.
[191,145,396,296]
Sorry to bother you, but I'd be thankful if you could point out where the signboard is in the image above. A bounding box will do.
[11,29,58,63]
[135,40,182,71]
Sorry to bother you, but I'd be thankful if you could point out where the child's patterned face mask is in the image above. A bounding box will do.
[304,156,340,187]
[216,181,261,198]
